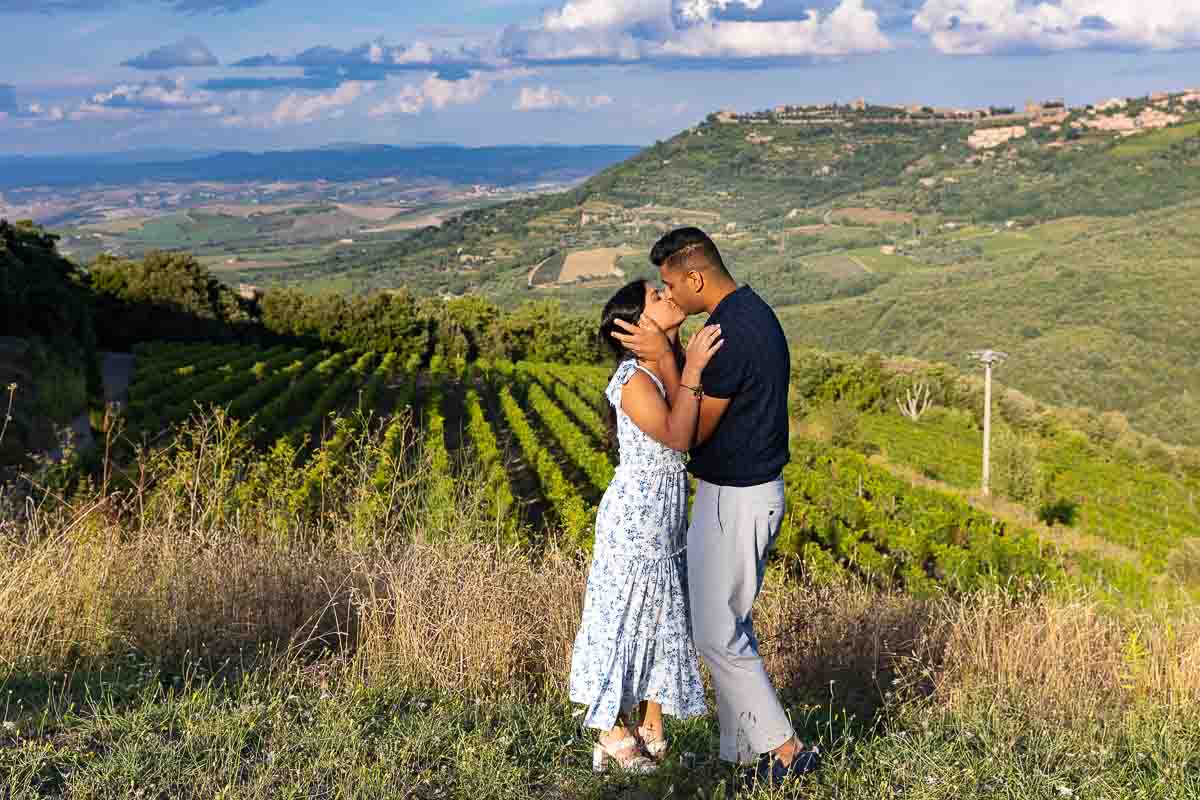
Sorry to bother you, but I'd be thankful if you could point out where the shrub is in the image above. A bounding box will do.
[998,387,1041,430]
[991,426,1044,505]
[1092,410,1132,447]
[923,405,976,431]
[1175,446,1200,479]
[1037,496,1078,527]
[1139,439,1177,475]
[827,399,863,450]
[1166,538,1200,587]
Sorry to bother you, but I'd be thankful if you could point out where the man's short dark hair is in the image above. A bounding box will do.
[650,227,729,276]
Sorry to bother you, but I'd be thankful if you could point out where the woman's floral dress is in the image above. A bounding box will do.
[568,359,707,730]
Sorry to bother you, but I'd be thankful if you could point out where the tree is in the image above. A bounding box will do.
[89,250,249,347]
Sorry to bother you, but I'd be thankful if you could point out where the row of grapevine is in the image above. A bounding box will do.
[299,353,406,511]
[286,350,378,449]
[130,345,302,436]
[525,381,614,494]
[557,364,612,400]
[357,352,399,416]
[497,384,592,546]
[781,439,1059,595]
[463,388,520,545]
[284,353,404,525]
[525,365,607,444]
[128,344,263,411]
[128,342,223,377]
[120,345,1067,597]
[366,357,421,484]
[863,412,1199,572]
[252,350,352,445]
[422,387,457,521]
[229,351,328,422]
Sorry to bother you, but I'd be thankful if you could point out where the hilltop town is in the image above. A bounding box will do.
[713,88,1200,151]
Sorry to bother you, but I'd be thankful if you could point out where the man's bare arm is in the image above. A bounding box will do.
[694,394,731,446]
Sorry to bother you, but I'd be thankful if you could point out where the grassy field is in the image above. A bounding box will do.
[3,391,1200,798]
[1111,120,1200,159]
[841,246,919,276]
[183,103,1200,452]
[558,246,638,283]
[778,200,1200,446]
[859,412,1200,568]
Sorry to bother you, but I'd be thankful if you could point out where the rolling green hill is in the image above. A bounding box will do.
[778,203,1200,445]
[249,91,1200,445]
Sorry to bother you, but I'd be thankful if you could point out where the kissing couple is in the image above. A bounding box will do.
[568,227,821,786]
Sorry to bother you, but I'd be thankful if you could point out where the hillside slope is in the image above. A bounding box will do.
[136,92,1200,443]
[283,95,1200,293]
[779,203,1200,444]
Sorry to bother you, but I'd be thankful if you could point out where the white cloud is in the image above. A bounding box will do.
[370,72,490,116]
[542,0,669,32]
[664,0,890,58]
[914,0,1200,54]
[508,0,890,63]
[514,85,617,111]
[675,0,762,23]
[70,77,223,120]
[514,85,575,110]
[369,69,531,116]
[26,103,66,121]
[270,81,372,125]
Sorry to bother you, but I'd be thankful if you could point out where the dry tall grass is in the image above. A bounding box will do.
[2,410,1199,738]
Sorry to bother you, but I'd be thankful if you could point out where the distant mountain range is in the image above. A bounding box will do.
[0,144,641,191]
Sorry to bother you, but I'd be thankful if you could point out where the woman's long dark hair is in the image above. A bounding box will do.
[599,279,649,363]
[598,279,681,452]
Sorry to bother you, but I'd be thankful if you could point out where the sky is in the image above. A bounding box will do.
[2,0,1200,155]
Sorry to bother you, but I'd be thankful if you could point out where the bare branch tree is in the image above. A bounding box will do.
[897,381,933,421]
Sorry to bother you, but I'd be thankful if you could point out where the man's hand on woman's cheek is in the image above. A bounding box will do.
[612,317,671,361]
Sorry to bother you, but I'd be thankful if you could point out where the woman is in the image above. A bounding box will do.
[569,279,723,773]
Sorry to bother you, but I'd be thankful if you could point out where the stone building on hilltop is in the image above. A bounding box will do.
[968,126,1028,150]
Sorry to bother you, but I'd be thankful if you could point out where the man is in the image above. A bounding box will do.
[612,226,820,786]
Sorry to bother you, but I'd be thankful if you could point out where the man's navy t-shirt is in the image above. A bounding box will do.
[688,285,790,487]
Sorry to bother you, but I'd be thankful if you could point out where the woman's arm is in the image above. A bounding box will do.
[655,336,685,407]
[620,326,722,452]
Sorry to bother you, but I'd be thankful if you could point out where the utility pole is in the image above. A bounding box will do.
[968,349,1008,496]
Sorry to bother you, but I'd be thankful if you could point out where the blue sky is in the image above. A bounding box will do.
[2,0,1200,154]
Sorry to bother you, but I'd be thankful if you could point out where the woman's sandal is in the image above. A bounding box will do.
[593,734,657,774]
[636,725,669,762]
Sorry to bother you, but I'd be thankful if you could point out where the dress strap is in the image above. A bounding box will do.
[630,364,666,396]
[606,360,667,407]
[605,359,639,407]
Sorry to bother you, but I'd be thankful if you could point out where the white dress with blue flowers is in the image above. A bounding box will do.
[568,359,707,730]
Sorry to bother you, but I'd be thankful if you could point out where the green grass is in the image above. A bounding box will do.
[860,411,1200,573]
[4,363,1200,798]
[779,200,1200,446]
[843,246,919,275]
[802,253,867,279]
[972,231,1043,256]
[129,212,262,248]
[1111,120,1200,159]
[5,669,1199,800]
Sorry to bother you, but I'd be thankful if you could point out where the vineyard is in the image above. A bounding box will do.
[861,412,1200,585]
[113,341,1067,592]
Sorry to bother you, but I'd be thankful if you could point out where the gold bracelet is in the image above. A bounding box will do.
[680,382,703,398]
